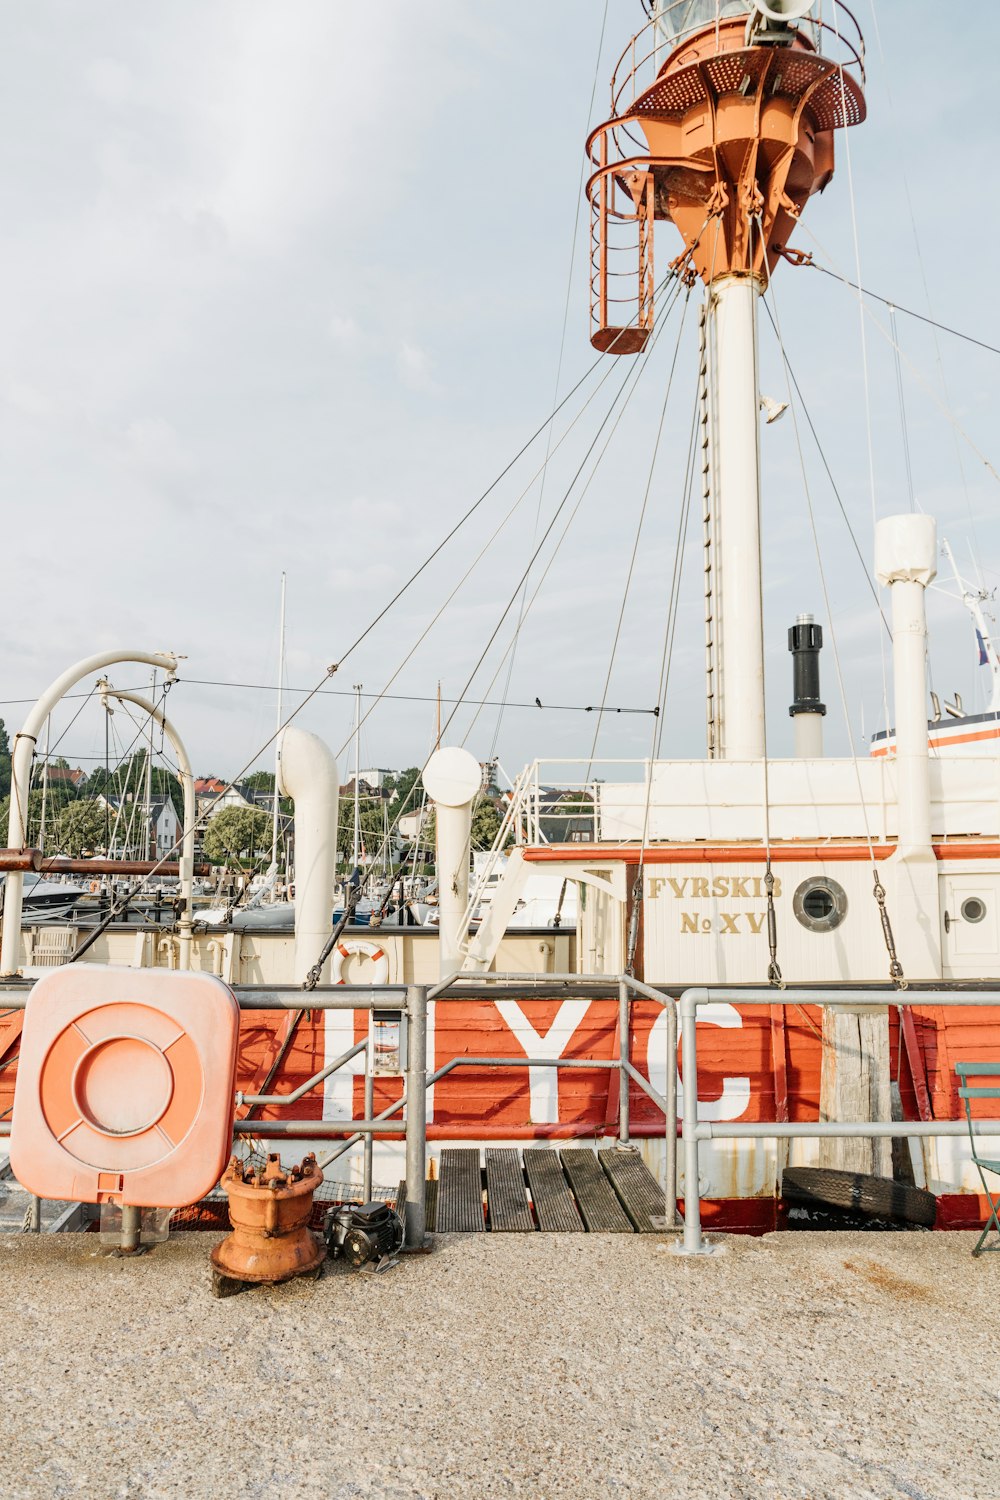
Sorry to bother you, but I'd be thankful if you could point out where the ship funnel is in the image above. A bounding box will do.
[788,614,825,757]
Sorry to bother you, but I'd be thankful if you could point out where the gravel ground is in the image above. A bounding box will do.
[0,1229,996,1499]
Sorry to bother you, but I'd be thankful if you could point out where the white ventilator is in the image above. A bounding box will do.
[424,747,482,979]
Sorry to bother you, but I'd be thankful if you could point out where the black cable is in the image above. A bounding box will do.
[761,296,891,638]
[810,262,1000,360]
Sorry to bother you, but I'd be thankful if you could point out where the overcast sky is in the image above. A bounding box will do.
[1,1,998,788]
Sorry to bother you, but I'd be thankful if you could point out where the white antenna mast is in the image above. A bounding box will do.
[941,537,1000,713]
[271,571,286,875]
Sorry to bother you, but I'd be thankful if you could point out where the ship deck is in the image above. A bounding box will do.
[0,1229,995,1498]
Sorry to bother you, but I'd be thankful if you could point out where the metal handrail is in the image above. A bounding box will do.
[677,987,1000,1256]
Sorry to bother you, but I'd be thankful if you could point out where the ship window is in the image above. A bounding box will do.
[793,876,847,933]
[961,896,987,925]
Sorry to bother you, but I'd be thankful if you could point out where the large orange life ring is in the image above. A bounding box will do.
[331,938,389,986]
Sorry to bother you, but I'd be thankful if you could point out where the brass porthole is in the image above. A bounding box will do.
[793,876,848,934]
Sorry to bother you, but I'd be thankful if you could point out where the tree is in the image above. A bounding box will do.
[471,798,508,851]
[387,768,423,824]
[0,785,78,848]
[244,771,275,793]
[336,793,388,864]
[85,752,183,818]
[202,806,273,865]
[53,800,107,856]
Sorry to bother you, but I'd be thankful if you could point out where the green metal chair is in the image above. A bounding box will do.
[955,1062,1000,1256]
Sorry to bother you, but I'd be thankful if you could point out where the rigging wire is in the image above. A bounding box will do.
[807,260,1000,362]
[865,0,983,568]
[460,278,689,748]
[829,0,891,743]
[336,268,687,765]
[490,0,611,762]
[346,279,675,897]
[586,286,692,776]
[888,303,916,513]
[758,298,890,637]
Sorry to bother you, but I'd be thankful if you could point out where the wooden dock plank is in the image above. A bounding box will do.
[598,1148,667,1233]
[560,1149,633,1233]
[485,1149,535,1232]
[523,1149,585,1233]
[436,1149,484,1232]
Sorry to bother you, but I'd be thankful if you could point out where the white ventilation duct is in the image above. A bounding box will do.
[277,726,339,984]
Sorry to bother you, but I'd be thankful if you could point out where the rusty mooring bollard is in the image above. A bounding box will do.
[211,1152,325,1297]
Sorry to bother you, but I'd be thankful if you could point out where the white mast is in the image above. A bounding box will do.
[143,670,155,859]
[271,571,287,875]
[706,275,766,760]
[352,683,362,870]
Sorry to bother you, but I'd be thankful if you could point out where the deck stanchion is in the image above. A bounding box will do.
[618,979,630,1146]
[404,984,428,1250]
[666,998,677,1227]
[363,1015,374,1204]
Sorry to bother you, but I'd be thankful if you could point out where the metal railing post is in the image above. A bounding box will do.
[680,989,709,1255]
[404,984,428,1250]
[363,1014,374,1204]
[618,978,630,1145]
[666,997,677,1228]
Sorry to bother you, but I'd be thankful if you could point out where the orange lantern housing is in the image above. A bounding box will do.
[11,965,240,1209]
[586,2,865,351]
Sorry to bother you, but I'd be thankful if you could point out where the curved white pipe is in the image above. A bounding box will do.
[1,648,178,975]
[277,725,339,984]
[99,683,196,971]
[425,747,481,979]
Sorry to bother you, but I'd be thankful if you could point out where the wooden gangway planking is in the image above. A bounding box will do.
[598,1147,667,1232]
[485,1148,535,1232]
[523,1149,585,1233]
[436,1148,485,1232]
[559,1149,634,1233]
[412,1148,669,1234]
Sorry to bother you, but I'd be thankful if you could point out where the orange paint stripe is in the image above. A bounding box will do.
[523,843,1000,864]
[872,726,1000,757]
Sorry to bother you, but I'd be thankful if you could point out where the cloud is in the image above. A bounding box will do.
[396,341,439,394]
[329,313,361,347]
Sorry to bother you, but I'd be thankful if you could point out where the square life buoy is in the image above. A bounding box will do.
[11,965,240,1208]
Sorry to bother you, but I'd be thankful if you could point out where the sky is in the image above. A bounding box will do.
[0,0,998,790]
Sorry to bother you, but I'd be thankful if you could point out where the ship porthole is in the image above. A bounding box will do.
[793,877,847,933]
[961,896,987,925]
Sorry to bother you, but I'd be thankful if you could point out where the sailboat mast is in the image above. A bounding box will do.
[942,538,1000,713]
[144,670,154,858]
[353,683,362,870]
[271,571,286,872]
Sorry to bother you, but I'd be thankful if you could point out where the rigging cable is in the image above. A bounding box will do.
[461,276,689,749]
[586,285,692,777]
[348,279,678,925]
[829,0,891,746]
[768,246,905,988]
[490,0,611,764]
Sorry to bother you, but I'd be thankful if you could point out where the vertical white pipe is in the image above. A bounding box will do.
[793,714,824,758]
[876,515,937,855]
[277,726,339,984]
[424,747,481,979]
[99,685,197,970]
[1,648,178,975]
[708,274,766,761]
